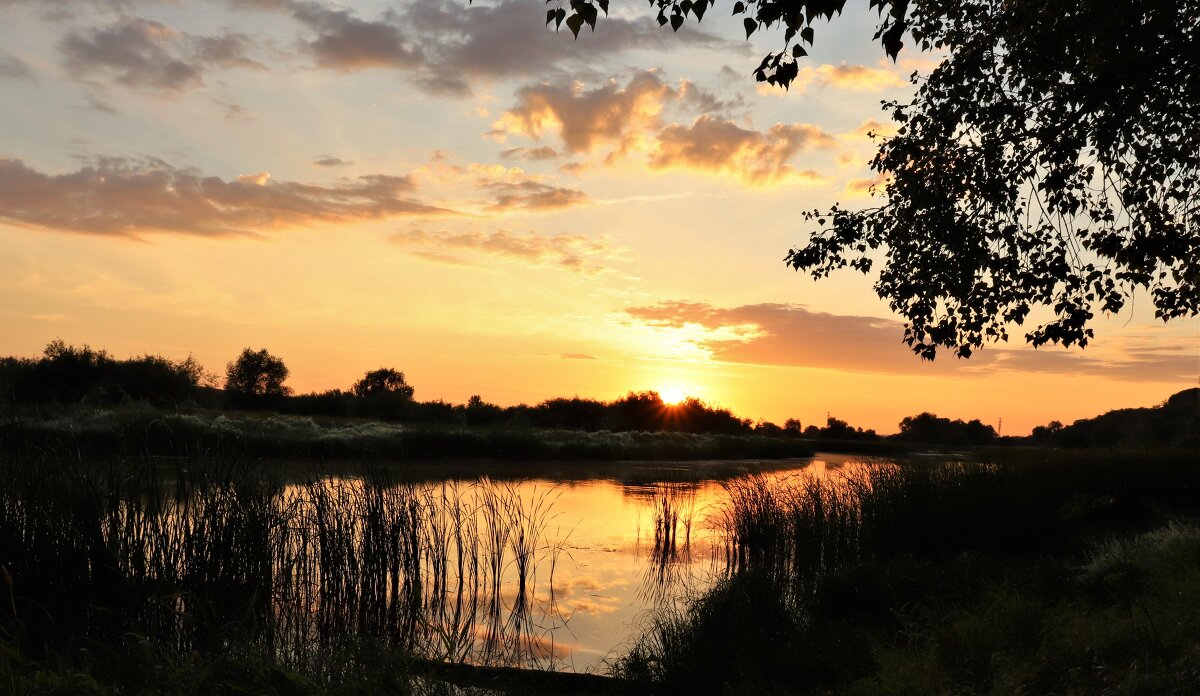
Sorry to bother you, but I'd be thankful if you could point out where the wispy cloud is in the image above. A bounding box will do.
[499,146,559,162]
[650,116,833,186]
[0,50,32,80]
[479,178,587,212]
[390,227,612,273]
[795,63,909,92]
[0,156,450,237]
[313,155,353,168]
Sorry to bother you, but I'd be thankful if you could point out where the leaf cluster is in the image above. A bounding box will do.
[788,0,1199,357]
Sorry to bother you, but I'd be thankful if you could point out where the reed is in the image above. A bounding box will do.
[616,450,1200,692]
[0,454,569,690]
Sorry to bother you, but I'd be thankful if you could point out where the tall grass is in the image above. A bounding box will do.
[0,454,568,690]
[616,449,1200,692]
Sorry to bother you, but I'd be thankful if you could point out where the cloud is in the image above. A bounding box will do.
[985,343,1197,383]
[796,63,909,92]
[562,353,597,360]
[442,162,588,212]
[0,50,32,80]
[625,301,928,373]
[849,119,899,140]
[401,0,731,85]
[313,155,353,167]
[649,116,834,185]
[263,0,734,94]
[479,178,587,212]
[390,228,611,273]
[492,71,678,156]
[0,156,449,237]
[624,301,1198,381]
[493,71,829,184]
[291,2,423,71]
[500,146,559,162]
[843,173,889,197]
[60,16,262,93]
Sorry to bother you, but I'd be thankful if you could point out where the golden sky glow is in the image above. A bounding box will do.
[0,0,1196,434]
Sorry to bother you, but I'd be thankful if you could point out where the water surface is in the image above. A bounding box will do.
[362,453,863,672]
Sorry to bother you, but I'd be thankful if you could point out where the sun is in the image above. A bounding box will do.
[659,386,687,405]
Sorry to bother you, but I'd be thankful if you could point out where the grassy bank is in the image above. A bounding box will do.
[615,449,1200,694]
[1,407,816,462]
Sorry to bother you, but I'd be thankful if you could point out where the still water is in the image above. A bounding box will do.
[352,453,862,673]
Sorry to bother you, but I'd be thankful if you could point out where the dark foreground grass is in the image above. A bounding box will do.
[1,407,815,462]
[614,449,1200,694]
[0,454,576,694]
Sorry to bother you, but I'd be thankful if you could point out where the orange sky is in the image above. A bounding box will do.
[0,0,1196,434]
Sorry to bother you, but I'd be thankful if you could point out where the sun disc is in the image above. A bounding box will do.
[659,386,686,405]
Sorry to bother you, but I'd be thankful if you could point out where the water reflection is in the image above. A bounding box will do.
[16,454,866,675]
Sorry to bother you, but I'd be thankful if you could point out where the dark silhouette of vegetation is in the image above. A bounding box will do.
[565,0,1199,358]
[2,343,1193,455]
[896,412,997,446]
[0,339,210,412]
[350,367,415,420]
[224,347,291,409]
[351,367,414,399]
[1029,388,1200,448]
[804,415,879,441]
[618,449,1200,693]
[0,457,575,692]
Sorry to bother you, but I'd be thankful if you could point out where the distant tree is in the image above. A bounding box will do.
[783,418,803,436]
[349,367,414,420]
[464,394,506,426]
[898,412,996,445]
[352,368,415,400]
[754,420,785,437]
[225,348,290,407]
[813,416,878,440]
[562,0,1199,358]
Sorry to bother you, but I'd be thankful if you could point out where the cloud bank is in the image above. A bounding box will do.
[0,156,448,236]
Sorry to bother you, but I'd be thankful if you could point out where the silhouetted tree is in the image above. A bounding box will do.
[566,0,1199,357]
[225,348,290,408]
[346,368,413,420]
[351,368,415,400]
[464,394,505,426]
[897,412,996,446]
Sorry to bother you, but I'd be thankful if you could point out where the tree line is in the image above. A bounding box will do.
[6,341,1189,447]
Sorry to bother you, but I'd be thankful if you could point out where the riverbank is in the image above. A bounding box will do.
[2,406,822,462]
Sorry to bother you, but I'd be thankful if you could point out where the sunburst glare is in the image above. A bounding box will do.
[659,386,688,405]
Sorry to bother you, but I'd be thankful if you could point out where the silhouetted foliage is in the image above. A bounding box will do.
[0,340,210,411]
[351,368,414,400]
[896,412,997,446]
[349,368,415,420]
[224,348,291,409]
[1028,388,1200,448]
[569,0,1199,358]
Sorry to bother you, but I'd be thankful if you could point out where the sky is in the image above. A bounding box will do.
[0,0,1196,435]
